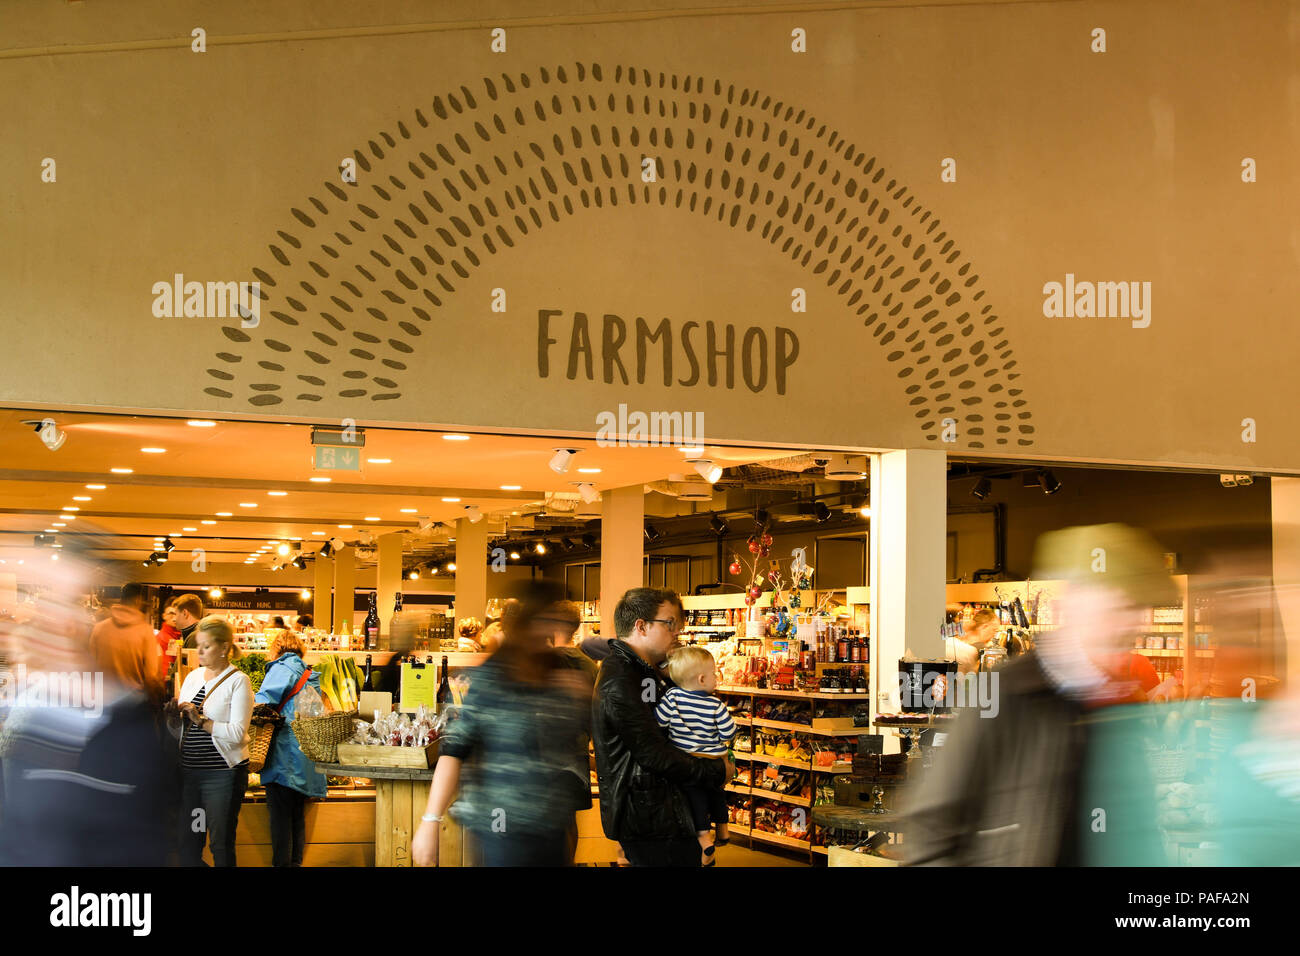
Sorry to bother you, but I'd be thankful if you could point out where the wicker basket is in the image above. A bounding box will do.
[291,710,357,763]
[248,717,279,773]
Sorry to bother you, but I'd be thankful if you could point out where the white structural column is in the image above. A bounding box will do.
[600,486,645,640]
[313,552,334,630]
[333,546,355,637]
[872,449,947,719]
[454,516,488,625]
[376,532,404,642]
[1272,477,1300,686]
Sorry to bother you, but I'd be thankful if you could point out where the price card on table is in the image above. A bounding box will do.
[399,661,436,713]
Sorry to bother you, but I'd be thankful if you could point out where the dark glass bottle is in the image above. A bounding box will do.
[362,653,374,692]
[364,591,380,650]
[436,655,452,713]
[389,591,403,639]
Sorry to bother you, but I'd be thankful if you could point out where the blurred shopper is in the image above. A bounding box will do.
[0,558,171,866]
[549,600,598,683]
[590,587,731,867]
[173,594,204,648]
[88,582,162,704]
[903,524,1170,866]
[294,614,313,632]
[412,581,593,867]
[157,601,183,685]
[540,600,596,862]
[946,607,998,674]
[255,629,326,867]
[169,616,252,866]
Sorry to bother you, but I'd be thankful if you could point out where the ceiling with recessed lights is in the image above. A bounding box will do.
[0,408,795,566]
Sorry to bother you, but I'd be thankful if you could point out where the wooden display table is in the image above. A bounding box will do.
[316,763,480,867]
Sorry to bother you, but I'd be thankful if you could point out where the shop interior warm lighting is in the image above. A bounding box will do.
[577,467,602,474]
[688,459,723,484]
[239,502,257,508]
[400,507,418,513]
[500,485,522,491]
[442,434,470,441]
[201,520,216,525]
[365,516,380,522]
[312,531,326,535]
[85,484,106,490]
[72,496,91,501]
[51,522,66,528]
[268,491,288,496]
[367,458,392,464]
[338,524,352,529]
[141,447,166,454]
[534,541,547,555]
[446,563,456,572]
[301,589,312,600]
[277,543,291,556]
[509,551,520,560]
[216,511,232,517]
[187,420,217,427]
[183,526,197,531]
[209,588,223,599]
[408,570,420,580]
[110,468,133,474]
[62,506,79,512]
[309,476,331,483]
[441,497,460,503]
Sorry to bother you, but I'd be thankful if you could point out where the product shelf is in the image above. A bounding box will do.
[718,685,870,701]
[749,789,812,808]
[751,718,862,737]
[749,829,811,850]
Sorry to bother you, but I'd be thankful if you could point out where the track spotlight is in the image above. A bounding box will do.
[142,556,154,568]
[329,537,345,550]
[155,551,169,564]
[644,523,662,542]
[561,537,575,551]
[1037,469,1062,495]
[971,477,992,501]
[689,459,724,484]
[709,514,729,535]
[408,569,420,580]
[465,505,482,523]
[509,551,521,560]
[161,536,176,552]
[575,482,600,504]
[549,448,579,474]
[581,533,596,548]
[291,554,307,570]
[534,540,548,555]
[446,563,457,572]
[24,418,66,451]
[754,509,770,529]
[209,588,223,599]
[813,502,831,522]
[318,541,333,559]
[301,589,312,600]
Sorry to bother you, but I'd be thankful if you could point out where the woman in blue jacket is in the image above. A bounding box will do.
[255,631,328,867]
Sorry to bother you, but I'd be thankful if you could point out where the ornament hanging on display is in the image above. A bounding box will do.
[728,558,742,575]
[747,535,761,555]
[761,532,774,548]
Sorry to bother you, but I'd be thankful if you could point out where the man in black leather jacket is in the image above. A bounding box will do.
[592,587,733,866]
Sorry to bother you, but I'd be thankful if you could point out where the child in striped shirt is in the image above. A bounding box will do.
[655,645,737,865]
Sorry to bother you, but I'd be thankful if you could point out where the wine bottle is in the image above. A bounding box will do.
[364,591,380,650]
[362,654,374,692]
[389,591,403,638]
[436,655,452,713]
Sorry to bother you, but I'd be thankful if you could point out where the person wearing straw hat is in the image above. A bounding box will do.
[902,524,1174,867]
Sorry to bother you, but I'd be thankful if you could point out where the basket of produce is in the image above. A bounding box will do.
[292,710,359,763]
[285,681,358,763]
[248,703,283,773]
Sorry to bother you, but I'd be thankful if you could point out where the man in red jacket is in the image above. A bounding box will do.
[89,582,163,703]
[156,601,182,683]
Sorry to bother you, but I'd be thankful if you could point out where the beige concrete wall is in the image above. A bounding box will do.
[3,1,1299,474]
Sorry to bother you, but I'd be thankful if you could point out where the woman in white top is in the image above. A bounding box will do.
[167,616,252,866]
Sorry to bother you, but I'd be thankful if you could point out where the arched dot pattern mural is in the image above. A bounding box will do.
[209,62,1034,449]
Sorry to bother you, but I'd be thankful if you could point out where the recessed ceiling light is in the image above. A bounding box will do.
[44,528,58,533]
[442,497,462,503]
[367,458,392,464]
[364,517,380,522]
[290,537,302,542]
[110,468,133,474]
[500,485,522,491]
[238,503,257,508]
[312,531,326,536]
[183,527,197,532]
[141,447,166,454]
[216,512,232,517]
[60,515,75,520]
[400,508,418,513]
[268,491,288,497]
[201,520,217,525]
[62,506,79,512]
[577,467,602,474]
[73,496,91,501]
[309,477,331,483]
[52,522,66,527]
[85,484,106,490]
[442,434,470,441]
[187,420,216,427]
[338,524,353,529]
